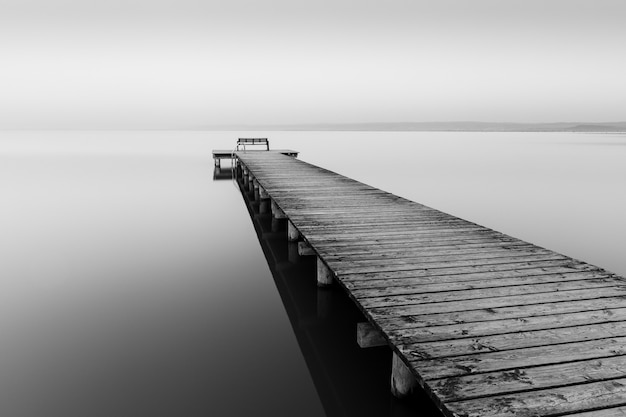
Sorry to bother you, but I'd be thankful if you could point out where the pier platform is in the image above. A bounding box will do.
[232,150,626,417]
[212,149,298,167]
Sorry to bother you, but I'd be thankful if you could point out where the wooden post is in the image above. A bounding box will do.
[287,220,300,241]
[298,241,315,256]
[259,185,269,199]
[214,158,220,167]
[357,322,387,348]
[391,352,417,398]
[317,257,333,287]
[253,179,260,200]
[248,174,254,192]
[242,168,249,186]
[271,200,287,219]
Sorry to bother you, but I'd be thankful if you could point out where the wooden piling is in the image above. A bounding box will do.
[297,241,315,256]
[357,322,387,348]
[316,257,333,287]
[391,352,417,399]
[287,220,300,241]
[259,185,269,199]
[242,167,249,186]
[271,200,287,219]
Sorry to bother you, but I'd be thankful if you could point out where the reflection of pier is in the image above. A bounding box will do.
[234,170,437,417]
[231,150,626,417]
[212,166,234,181]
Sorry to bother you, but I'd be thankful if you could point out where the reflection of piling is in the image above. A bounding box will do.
[316,288,332,320]
[271,217,282,233]
[288,241,299,263]
[212,166,235,181]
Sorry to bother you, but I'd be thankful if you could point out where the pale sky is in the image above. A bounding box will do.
[1,0,625,129]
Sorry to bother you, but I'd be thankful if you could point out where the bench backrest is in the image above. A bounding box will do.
[237,138,269,151]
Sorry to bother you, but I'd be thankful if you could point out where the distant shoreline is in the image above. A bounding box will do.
[200,121,626,133]
[3,122,626,132]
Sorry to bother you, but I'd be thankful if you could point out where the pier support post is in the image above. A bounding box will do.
[317,257,333,287]
[391,352,417,399]
[248,174,254,193]
[259,185,269,199]
[357,322,387,348]
[287,220,300,241]
[214,158,220,168]
[271,201,287,219]
[252,179,260,200]
[242,168,249,187]
[298,241,315,256]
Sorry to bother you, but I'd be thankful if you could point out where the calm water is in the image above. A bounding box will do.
[1,131,625,416]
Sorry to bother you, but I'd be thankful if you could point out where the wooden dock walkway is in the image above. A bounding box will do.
[233,150,626,417]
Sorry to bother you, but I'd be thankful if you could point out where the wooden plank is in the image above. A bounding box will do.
[431,355,626,402]
[338,260,598,282]
[566,405,626,417]
[375,296,626,331]
[446,378,626,417]
[329,254,570,275]
[307,234,520,248]
[403,321,626,359]
[344,270,613,291]
[369,286,626,318]
[349,274,620,299]
[313,240,534,256]
[361,282,625,310]
[323,247,556,264]
[410,335,626,379]
[386,307,626,344]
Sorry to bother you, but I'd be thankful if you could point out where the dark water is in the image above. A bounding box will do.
[1,131,625,416]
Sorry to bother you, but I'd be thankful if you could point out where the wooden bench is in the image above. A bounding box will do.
[237,138,269,151]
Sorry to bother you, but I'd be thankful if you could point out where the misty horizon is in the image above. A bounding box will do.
[1,0,625,130]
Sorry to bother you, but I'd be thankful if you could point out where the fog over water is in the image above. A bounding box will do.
[2,1,626,128]
[1,131,625,416]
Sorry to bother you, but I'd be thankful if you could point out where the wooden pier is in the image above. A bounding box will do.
[232,150,626,417]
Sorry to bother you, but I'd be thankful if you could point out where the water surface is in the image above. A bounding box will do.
[1,130,625,416]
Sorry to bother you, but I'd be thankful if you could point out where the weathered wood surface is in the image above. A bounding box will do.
[234,151,626,417]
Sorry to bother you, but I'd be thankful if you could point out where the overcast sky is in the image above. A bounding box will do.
[1,0,625,129]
